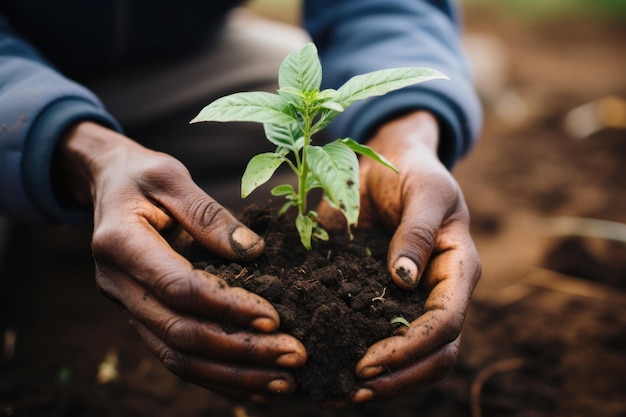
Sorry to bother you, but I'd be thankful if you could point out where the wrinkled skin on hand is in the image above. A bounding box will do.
[58,122,306,402]
[318,111,481,405]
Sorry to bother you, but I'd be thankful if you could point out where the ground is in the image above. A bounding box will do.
[1,9,625,417]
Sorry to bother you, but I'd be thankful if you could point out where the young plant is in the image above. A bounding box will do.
[191,42,447,249]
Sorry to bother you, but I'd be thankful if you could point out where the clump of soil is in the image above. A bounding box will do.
[188,206,427,402]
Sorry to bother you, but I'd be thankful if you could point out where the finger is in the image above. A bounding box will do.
[139,161,264,261]
[385,202,442,290]
[356,228,480,373]
[130,319,299,396]
[386,185,468,290]
[92,216,280,332]
[353,336,462,402]
[97,266,306,367]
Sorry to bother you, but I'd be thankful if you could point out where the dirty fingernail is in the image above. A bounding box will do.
[359,365,384,379]
[393,256,418,288]
[267,379,292,394]
[352,388,374,403]
[231,226,263,252]
[276,352,304,367]
[251,317,277,332]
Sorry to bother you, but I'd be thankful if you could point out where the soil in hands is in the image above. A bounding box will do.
[188,205,427,403]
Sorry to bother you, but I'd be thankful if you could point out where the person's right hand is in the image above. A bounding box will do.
[58,121,306,402]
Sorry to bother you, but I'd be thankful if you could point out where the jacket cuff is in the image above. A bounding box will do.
[22,98,121,223]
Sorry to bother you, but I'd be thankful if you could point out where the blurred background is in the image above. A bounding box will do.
[1,1,625,416]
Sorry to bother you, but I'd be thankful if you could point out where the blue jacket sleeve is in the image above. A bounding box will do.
[0,15,121,222]
[304,0,482,169]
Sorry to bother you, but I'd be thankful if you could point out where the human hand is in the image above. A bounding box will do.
[318,111,481,404]
[58,122,306,401]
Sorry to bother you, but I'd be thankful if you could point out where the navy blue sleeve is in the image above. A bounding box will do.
[0,15,121,222]
[304,0,482,169]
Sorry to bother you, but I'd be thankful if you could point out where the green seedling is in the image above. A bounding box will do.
[390,316,411,336]
[390,316,411,328]
[191,42,447,249]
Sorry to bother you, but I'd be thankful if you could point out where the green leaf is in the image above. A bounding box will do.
[190,92,296,125]
[335,67,448,108]
[307,142,360,228]
[277,86,305,99]
[241,153,285,198]
[390,316,411,327]
[339,138,398,173]
[295,214,314,250]
[312,225,329,241]
[277,200,296,216]
[305,175,322,193]
[318,88,338,100]
[264,123,303,151]
[320,101,344,112]
[278,42,322,93]
[271,184,296,196]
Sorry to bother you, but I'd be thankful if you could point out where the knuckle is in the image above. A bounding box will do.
[243,337,261,357]
[134,153,192,196]
[451,310,466,337]
[187,199,228,231]
[91,225,127,261]
[158,346,187,376]
[410,223,437,250]
[161,316,196,349]
[153,271,198,308]
[400,222,438,268]
[411,311,460,348]
[438,311,464,345]
[94,270,111,295]
[141,153,189,183]
[436,341,460,375]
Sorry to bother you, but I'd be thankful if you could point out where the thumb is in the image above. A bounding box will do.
[172,193,264,261]
[386,218,437,290]
[147,164,265,261]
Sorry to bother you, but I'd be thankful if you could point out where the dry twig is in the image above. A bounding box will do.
[470,357,526,417]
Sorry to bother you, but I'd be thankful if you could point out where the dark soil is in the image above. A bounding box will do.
[188,207,426,402]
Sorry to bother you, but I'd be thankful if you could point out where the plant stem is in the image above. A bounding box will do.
[297,102,314,217]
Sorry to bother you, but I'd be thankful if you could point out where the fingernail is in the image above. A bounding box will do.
[359,365,384,379]
[394,256,418,288]
[231,226,264,257]
[251,317,277,332]
[352,388,374,403]
[267,379,291,394]
[276,352,304,367]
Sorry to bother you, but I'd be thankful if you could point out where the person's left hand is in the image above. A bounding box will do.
[317,111,481,404]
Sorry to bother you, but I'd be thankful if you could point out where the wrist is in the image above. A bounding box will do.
[56,121,133,206]
[365,111,440,158]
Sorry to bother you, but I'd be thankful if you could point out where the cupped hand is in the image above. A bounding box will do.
[59,122,306,401]
[318,111,481,404]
